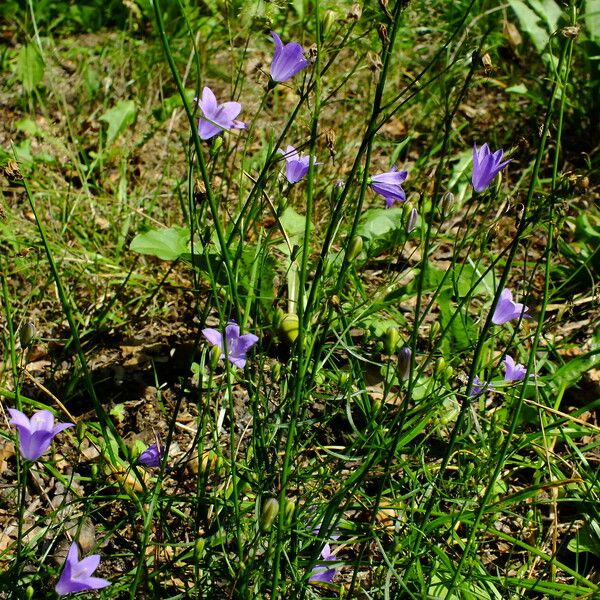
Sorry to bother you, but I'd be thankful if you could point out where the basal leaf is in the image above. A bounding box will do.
[356,207,406,257]
[16,43,44,92]
[99,100,138,144]
[130,226,190,260]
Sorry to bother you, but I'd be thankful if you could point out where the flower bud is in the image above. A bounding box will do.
[283,498,296,526]
[280,313,299,343]
[260,497,280,532]
[19,322,36,349]
[384,326,399,355]
[321,10,337,37]
[26,587,34,600]
[346,236,363,262]
[441,191,454,216]
[406,207,418,233]
[210,135,223,156]
[398,347,412,381]
[210,344,221,369]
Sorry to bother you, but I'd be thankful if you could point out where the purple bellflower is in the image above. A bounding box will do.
[503,355,532,382]
[8,409,73,461]
[55,542,110,596]
[369,166,408,208]
[278,145,321,183]
[309,543,336,584]
[270,32,309,83]
[196,86,246,140]
[492,288,530,325]
[202,321,259,369]
[138,443,164,468]
[471,143,511,192]
[469,375,492,397]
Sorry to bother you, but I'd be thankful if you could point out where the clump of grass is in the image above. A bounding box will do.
[1,0,599,598]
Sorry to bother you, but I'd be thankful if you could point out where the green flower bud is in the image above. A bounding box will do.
[384,326,399,354]
[346,236,364,262]
[260,497,280,532]
[322,10,337,37]
[280,313,299,343]
[210,344,221,369]
[283,498,296,526]
[19,322,36,349]
[26,587,34,600]
[210,135,223,156]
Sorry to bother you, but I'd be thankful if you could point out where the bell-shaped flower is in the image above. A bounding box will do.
[138,443,164,468]
[55,542,110,596]
[492,288,530,325]
[196,86,246,140]
[8,409,73,461]
[471,143,511,192]
[202,321,258,368]
[309,543,337,584]
[270,32,309,83]
[469,375,492,397]
[369,166,408,208]
[278,145,321,183]
[503,355,533,382]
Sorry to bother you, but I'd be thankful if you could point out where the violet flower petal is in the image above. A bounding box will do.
[471,143,511,192]
[270,32,309,83]
[370,167,409,208]
[492,288,530,325]
[55,542,110,596]
[8,409,73,461]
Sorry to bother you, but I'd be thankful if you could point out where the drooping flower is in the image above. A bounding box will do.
[8,409,73,461]
[398,347,412,381]
[55,542,110,596]
[202,321,259,368]
[492,288,530,325]
[369,166,408,208]
[270,32,309,83]
[503,355,531,382]
[471,143,511,192]
[196,86,246,140]
[138,443,163,468]
[469,375,492,397]
[278,145,321,183]
[309,542,337,584]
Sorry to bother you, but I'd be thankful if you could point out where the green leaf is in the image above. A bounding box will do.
[585,0,600,42]
[152,89,196,121]
[277,206,310,255]
[99,100,138,145]
[130,226,190,260]
[550,349,600,394]
[356,207,407,257]
[16,43,44,92]
[508,0,551,52]
[567,521,600,557]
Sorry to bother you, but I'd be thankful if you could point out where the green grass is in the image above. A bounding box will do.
[1,0,599,598]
